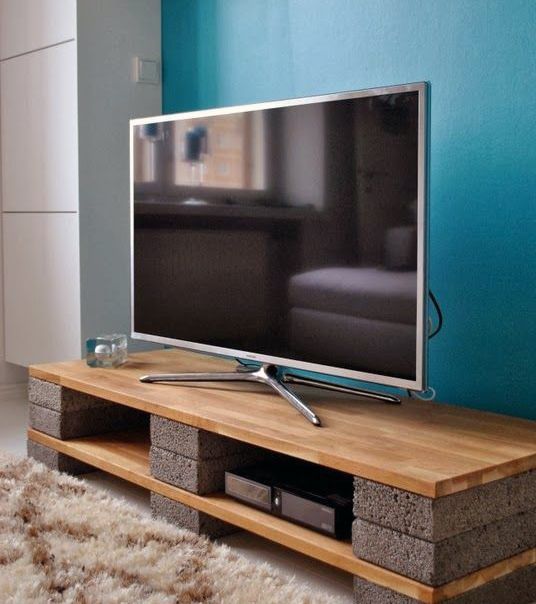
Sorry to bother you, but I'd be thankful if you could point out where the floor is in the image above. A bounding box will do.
[1,382,354,602]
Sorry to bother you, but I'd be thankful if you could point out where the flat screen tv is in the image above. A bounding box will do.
[130,82,428,423]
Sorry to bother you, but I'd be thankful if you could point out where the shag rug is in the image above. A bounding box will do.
[0,451,342,603]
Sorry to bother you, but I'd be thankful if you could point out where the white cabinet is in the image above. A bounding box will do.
[3,213,81,366]
[0,0,161,369]
[0,0,76,60]
[0,42,78,212]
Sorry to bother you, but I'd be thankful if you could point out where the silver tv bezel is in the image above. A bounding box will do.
[130,82,429,392]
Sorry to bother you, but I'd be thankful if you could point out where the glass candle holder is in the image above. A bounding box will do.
[86,334,127,368]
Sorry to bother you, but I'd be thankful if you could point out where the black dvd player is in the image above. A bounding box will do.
[224,459,353,539]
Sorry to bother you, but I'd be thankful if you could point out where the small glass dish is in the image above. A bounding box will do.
[86,334,127,368]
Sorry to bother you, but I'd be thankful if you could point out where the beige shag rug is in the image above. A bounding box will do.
[0,451,343,603]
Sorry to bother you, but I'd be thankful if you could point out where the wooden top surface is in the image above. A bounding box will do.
[30,349,536,497]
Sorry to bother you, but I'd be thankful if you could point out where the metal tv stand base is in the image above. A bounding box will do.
[139,364,401,427]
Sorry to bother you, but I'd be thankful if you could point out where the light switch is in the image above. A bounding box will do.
[133,57,160,84]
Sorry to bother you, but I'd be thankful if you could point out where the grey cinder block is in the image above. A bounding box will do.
[29,401,147,440]
[29,404,64,438]
[27,440,94,475]
[353,563,536,603]
[150,415,249,459]
[150,445,263,495]
[29,377,115,413]
[151,492,237,538]
[352,509,536,586]
[353,471,536,542]
[354,576,416,604]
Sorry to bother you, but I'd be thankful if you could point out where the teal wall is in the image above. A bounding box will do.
[161,0,536,419]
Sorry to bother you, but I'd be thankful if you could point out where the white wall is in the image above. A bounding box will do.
[77,0,162,347]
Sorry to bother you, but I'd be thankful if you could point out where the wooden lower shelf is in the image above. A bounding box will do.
[27,428,536,604]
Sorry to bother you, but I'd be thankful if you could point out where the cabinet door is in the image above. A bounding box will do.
[0,0,76,60]
[0,41,78,212]
[3,213,81,366]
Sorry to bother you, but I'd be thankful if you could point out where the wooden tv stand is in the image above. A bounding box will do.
[27,349,536,603]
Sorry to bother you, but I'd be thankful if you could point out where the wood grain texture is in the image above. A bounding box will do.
[29,349,536,497]
[27,428,536,604]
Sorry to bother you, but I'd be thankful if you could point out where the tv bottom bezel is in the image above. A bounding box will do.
[131,330,425,392]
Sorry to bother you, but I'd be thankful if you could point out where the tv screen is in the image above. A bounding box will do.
[131,83,427,390]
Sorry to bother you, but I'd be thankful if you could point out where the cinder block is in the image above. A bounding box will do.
[150,415,249,459]
[353,576,417,604]
[29,402,147,440]
[29,377,115,413]
[353,563,536,603]
[352,509,536,586]
[150,445,264,495]
[151,492,237,538]
[27,440,93,475]
[353,471,536,541]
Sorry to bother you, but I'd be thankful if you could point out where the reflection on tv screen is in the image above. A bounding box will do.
[133,89,421,382]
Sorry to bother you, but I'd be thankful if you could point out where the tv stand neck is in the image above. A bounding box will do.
[139,364,401,427]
